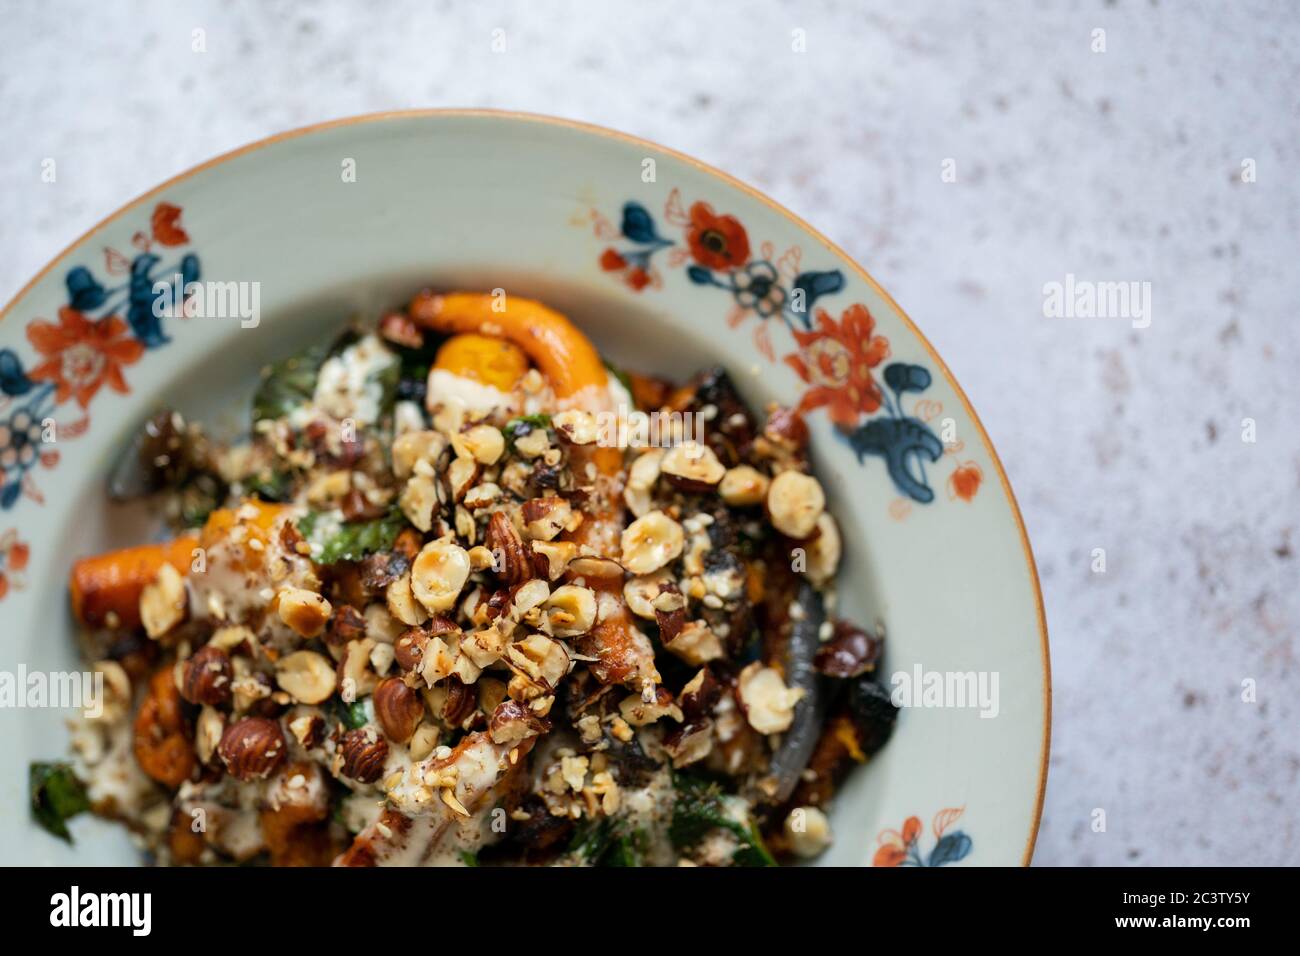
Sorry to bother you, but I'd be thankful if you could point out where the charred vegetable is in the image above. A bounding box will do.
[763,582,828,804]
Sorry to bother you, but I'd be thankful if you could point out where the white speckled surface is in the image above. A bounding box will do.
[2,0,1297,866]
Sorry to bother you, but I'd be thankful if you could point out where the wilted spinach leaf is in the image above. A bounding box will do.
[669,772,775,867]
[30,762,90,843]
[297,509,407,565]
[251,344,329,424]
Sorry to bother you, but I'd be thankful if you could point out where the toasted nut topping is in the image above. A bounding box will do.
[552,409,599,445]
[624,570,673,620]
[277,587,332,639]
[416,635,459,687]
[326,604,368,647]
[399,474,438,531]
[530,540,578,580]
[764,405,810,451]
[140,562,187,639]
[522,496,573,542]
[661,441,726,490]
[373,677,425,743]
[766,470,826,540]
[623,449,663,517]
[737,662,805,734]
[784,806,833,858]
[664,619,725,666]
[678,668,723,720]
[719,465,770,507]
[393,627,430,672]
[340,727,389,783]
[446,456,479,501]
[663,720,713,767]
[288,711,326,749]
[566,555,624,580]
[543,584,598,637]
[618,686,682,726]
[411,538,472,613]
[452,424,505,465]
[508,579,552,623]
[181,645,232,707]
[218,716,287,781]
[275,650,337,705]
[506,633,569,690]
[337,638,379,700]
[195,706,225,764]
[208,624,256,654]
[485,512,538,585]
[463,482,502,510]
[513,426,551,459]
[489,698,550,745]
[620,509,685,575]
[804,512,842,584]
[386,571,431,626]
[407,722,440,761]
[392,430,445,479]
[461,624,509,669]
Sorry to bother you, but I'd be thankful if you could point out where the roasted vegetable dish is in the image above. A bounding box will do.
[40,290,896,865]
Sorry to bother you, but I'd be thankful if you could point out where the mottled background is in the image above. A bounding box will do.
[2,0,1297,865]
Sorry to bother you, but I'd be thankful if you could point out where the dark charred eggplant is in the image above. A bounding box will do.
[761,582,827,804]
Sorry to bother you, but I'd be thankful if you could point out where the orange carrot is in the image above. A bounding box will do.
[70,501,286,629]
[70,536,200,630]
[409,291,609,402]
[433,333,529,391]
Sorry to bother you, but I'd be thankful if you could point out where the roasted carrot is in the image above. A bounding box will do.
[71,536,199,630]
[133,666,195,788]
[409,291,609,403]
[433,333,529,391]
[71,501,286,630]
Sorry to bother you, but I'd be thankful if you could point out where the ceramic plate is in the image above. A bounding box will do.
[0,111,1049,866]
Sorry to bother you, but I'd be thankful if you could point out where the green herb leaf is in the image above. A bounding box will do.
[296,509,407,565]
[244,469,293,504]
[30,762,90,843]
[669,772,775,867]
[459,850,479,867]
[334,698,370,731]
[252,344,330,425]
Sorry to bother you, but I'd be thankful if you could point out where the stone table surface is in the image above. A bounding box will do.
[2,0,1297,865]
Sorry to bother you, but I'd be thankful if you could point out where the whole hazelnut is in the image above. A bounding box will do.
[217,716,287,781]
[340,728,389,783]
[180,644,233,707]
[372,678,425,743]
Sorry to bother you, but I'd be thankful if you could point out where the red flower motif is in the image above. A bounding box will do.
[873,815,923,867]
[686,201,750,271]
[783,303,891,428]
[0,528,29,601]
[625,267,651,291]
[947,462,983,502]
[151,202,189,246]
[599,247,654,292]
[26,308,145,409]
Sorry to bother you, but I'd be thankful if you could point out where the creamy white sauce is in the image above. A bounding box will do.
[312,334,398,426]
[426,369,512,416]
